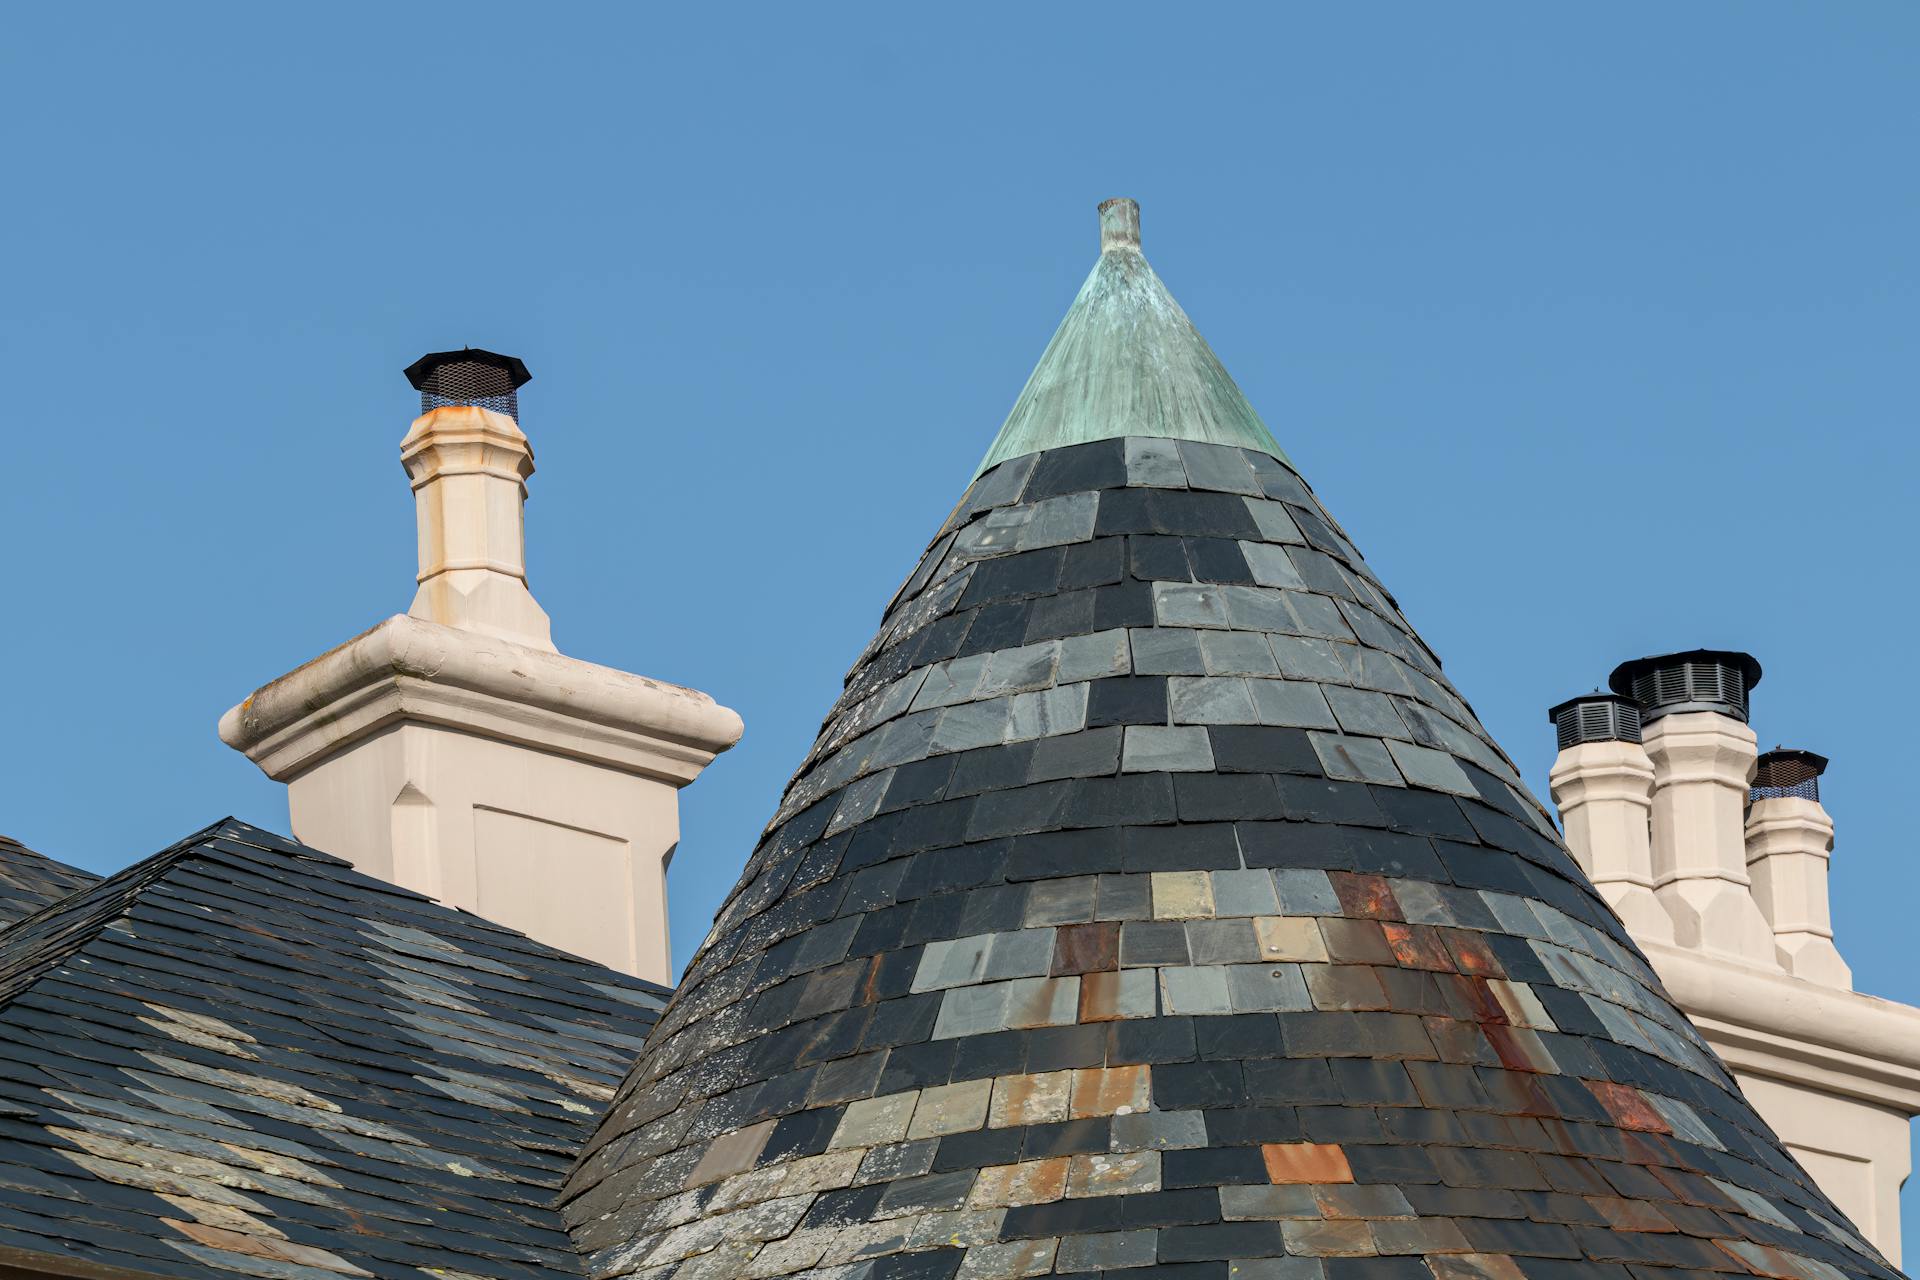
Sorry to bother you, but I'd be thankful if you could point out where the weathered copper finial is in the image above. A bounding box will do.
[1099,197,1141,253]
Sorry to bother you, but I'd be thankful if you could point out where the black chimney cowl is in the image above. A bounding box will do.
[1547,693,1643,750]
[1751,749,1829,802]
[1608,649,1763,724]
[404,348,532,418]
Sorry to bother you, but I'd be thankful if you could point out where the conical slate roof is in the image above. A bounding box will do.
[564,203,1896,1280]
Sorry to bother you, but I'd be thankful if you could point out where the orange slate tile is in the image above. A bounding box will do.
[1261,1141,1353,1184]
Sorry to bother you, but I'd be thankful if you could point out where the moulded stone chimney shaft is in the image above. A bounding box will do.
[1546,694,1670,943]
[1745,750,1851,987]
[1611,650,1779,966]
[400,349,554,651]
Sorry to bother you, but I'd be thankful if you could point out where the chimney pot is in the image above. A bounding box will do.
[1548,693,1642,750]
[1609,649,1762,724]
[403,347,533,419]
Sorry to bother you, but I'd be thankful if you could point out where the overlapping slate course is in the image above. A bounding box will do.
[0,834,99,928]
[564,436,1896,1280]
[0,817,668,1280]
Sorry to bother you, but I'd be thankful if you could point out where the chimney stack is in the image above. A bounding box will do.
[1609,650,1779,965]
[220,352,742,982]
[1546,693,1669,942]
[1745,750,1851,987]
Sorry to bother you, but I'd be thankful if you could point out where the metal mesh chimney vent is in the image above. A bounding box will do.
[403,348,532,419]
[1608,649,1763,724]
[1547,694,1642,750]
[1751,749,1828,802]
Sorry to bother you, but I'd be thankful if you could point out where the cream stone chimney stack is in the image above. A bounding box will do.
[1546,694,1670,943]
[220,350,742,983]
[1745,749,1852,987]
[1610,650,1779,965]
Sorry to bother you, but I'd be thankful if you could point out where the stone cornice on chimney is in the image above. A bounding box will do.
[219,613,742,787]
[1643,940,1920,1112]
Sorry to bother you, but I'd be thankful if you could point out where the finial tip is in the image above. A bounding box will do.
[1098,198,1141,252]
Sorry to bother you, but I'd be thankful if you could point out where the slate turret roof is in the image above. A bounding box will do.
[0,835,99,928]
[562,203,1899,1280]
[0,818,668,1280]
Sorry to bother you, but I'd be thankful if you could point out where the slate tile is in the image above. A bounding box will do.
[1187,538,1256,584]
[1125,436,1189,488]
[1208,726,1318,774]
[1130,626,1208,675]
[1129,534,1194,582]
[1059,536,1126,590]
[1123,726,1216,773]
[1244,679,1336,729]
[1086,676,1170,728]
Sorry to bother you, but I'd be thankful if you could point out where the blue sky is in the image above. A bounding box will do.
[4,0,1917,1237]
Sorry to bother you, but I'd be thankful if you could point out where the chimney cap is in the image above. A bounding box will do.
[1752,748,1829,802]
[1546,692,1643,749]
[1608,649,1763,723]
[404,347,532,393]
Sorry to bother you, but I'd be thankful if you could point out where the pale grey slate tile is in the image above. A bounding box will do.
[1056,628,1131,683]
[1384,740,1476,795]
[1186,918,1260,965]
[1221,585,1294,632]
[983,928,1057,980]
[1267,635,1351,684]
[952,504,1034,561]
[1247,679,1337,730]
[1198,630,1278,676]
[1159,965,1232,1014]
[1168,676,1259,726]
[1282,590,1355,639]
[1152,583,1231,629]
[977,641,1060,699]
[1177,439,1262,495]
[827,769,895,835]
[1240,541,1306,590]
[912,654,991,710]
[1226,963,1311,1012]
[1309,732,1404,786]
[1121,725,1216,772]
[1021,491,1099,550]
[1274,869,1341,915]
[1243,497,1304,543]
[1129,627,1207,675]
[869,708,944,769]
[932,984,1012,1038]
[1111,1109,1207,1152]
[913,934,996,992]
[1007,683,1088,741]
[1210,869,1281,917]
[1322,685,1409,739]
[1124,437,1188,488]
[930,700,1013,754]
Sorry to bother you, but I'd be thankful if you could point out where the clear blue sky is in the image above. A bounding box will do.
[4,0,1916,1237]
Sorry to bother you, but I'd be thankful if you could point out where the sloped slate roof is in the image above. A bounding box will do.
[0,817,668,1280]
[562,211,1897,1280]
[0,835,99,929]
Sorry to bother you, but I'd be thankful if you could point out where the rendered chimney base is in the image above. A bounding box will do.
[221,351,741,983]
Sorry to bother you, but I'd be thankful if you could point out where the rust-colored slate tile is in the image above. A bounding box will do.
[1381,922,1454,972]
[1427,1254,1529,1280]
[1318,918,1395,966]
[1440,928,1503,976]
[1328,872,1402,921]
[1261,1141,1352,1184]
[1589,1195,1678,1233]
[1051,922,1120,975]
[1588,1081,1673,1134]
